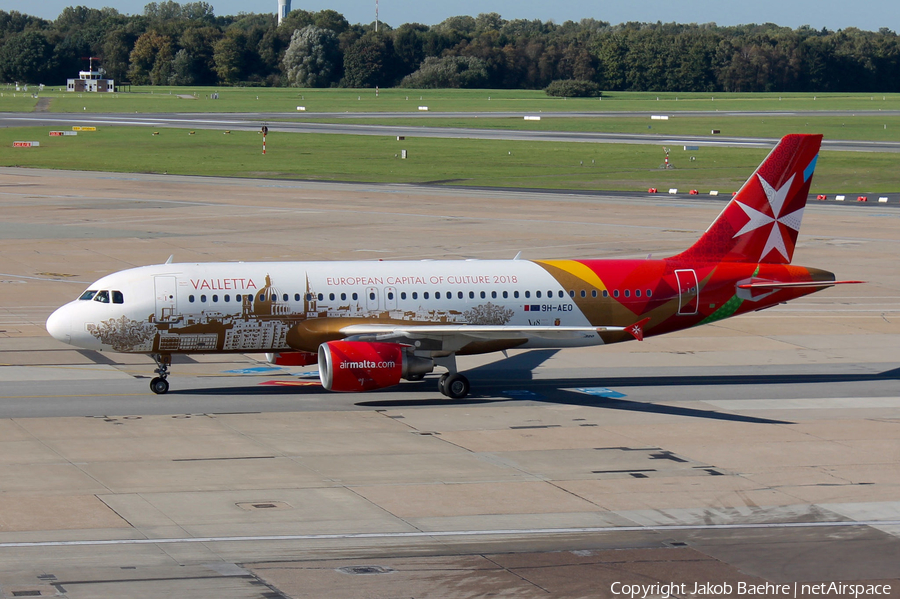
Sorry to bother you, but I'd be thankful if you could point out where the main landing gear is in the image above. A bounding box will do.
[438,372,470,399]
[150,353,171,395]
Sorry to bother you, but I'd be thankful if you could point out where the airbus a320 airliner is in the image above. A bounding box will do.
[47,134,858,399]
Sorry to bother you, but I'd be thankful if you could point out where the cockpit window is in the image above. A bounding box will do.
[79,290,97,301]
[94,290,110,303]
[112,291,124,304]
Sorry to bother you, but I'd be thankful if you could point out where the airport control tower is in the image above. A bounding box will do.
[277,0,290,24]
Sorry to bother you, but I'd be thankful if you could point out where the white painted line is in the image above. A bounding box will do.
[2,520,899,549]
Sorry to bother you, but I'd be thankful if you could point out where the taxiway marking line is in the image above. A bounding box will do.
[2,521,899,548]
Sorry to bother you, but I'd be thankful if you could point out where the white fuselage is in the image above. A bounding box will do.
[46,260,604,355]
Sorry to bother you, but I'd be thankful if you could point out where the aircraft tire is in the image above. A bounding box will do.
[443,373,470,399]
[437,373,450,396]
[150,377,170,395]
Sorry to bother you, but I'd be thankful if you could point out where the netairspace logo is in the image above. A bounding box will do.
[610,581,892,598]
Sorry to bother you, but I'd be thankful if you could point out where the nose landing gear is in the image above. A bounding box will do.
[150,353,171,395]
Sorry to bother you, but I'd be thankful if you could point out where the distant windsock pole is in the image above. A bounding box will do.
[375,0,379,32]
[277,0,290,25]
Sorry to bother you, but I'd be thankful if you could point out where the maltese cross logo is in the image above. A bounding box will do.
[733,173,804,262]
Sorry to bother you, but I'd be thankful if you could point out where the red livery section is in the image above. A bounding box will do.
[675,134,821,265]
[318,341,404,392]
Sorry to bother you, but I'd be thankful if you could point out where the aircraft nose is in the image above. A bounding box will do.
[46,305,72,344]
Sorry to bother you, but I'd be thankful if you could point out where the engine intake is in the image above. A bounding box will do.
[318,341,433,392]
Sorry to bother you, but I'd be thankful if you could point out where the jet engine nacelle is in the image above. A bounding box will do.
[317,341,433,392]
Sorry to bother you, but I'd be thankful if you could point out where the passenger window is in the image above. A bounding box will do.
[412,292,418,300]
[259,294,265,302]
[189,295,195,303]
[492,291,497,299]
[514,290,519,299]
[423,292,429,300]
[436,292,441,299]
[525,291,530,298]
[236,294,242,302]
[388,291,394,300]
[469,291,475,299]
[352,293,358,301]
[201,294,207,303]
[112,291,124,304]
[212,294,218,302]
[580,290,586,298]
[306,293,313,301]
[503,291,508,299]
[569,290,575,298]
[480,291,486,299]
[614,290,620,298]
[295,293,301,301]
[457,291,463,299]
[636,289,641,297]
[625,290,630,298]
[224,294,230,302]
[283,294,288,302]
[647,289,652,297]
[603,290,609,298]
[558,290,564,298]
[317,293,324,301]
[401,292,407,300]
[548,290,553,298]
[94,290,110,303]
[591,290,597,298]
[329,293,335,301]
[370,292,376,300]
[341,293,347,301]
[79,290,97,301]
[536,291,542,298]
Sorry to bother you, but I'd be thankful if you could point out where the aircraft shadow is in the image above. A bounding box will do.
[174,353,900,425]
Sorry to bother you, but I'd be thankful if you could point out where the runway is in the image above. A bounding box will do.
[0,168,898,597]
[3,111,900,153]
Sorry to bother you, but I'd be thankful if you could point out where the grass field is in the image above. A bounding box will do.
[1,86,899,114]
[1,125,895,193]
[301,115,900,142]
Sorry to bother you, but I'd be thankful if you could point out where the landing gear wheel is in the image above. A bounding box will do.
[437,373,450,396]
[443,373,470,399]
[150,377,169,395]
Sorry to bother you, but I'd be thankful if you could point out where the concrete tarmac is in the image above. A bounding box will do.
[0,168,898,598]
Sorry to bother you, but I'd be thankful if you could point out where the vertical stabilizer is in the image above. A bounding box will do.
[674,134,822,265]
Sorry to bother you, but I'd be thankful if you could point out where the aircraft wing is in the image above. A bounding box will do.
[339,317,651,349]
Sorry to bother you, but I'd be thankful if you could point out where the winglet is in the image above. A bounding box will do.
[625,317,651,342]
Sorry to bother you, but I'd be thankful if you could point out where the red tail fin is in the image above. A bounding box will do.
[674,134,822,265]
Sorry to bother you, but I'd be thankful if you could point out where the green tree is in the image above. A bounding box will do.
[342,32,393,87]
[127,30,173,85]
[282,25,341,87]
[0,30,54,83]
[399,55,488,88]
[213,28,247,84]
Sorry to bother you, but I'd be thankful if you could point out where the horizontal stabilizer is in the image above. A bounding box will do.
[737,280,864,290]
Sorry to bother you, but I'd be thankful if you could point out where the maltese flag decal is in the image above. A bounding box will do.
[626,317,652,341]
